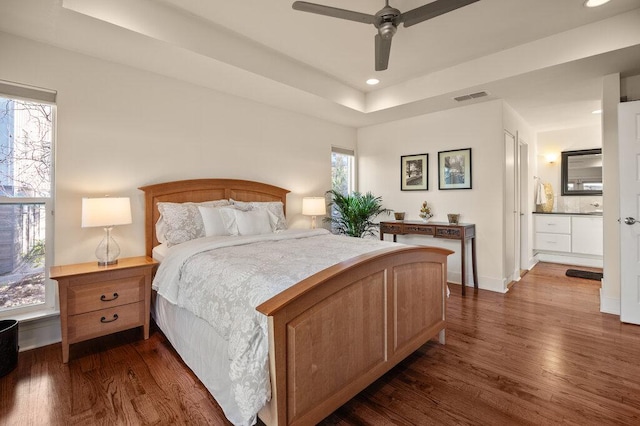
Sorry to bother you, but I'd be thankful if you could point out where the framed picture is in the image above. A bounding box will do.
[438,148,472,190]
[401,154,428,191]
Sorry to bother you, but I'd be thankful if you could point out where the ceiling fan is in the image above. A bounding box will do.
[292,0,480,71]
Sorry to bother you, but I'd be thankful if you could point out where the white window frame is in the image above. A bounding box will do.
[0,81,57,320]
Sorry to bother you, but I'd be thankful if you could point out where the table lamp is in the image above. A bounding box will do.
[81,197,132,265]
[302,197,326,229]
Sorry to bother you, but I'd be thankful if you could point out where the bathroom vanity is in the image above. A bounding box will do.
[533,212,603,267]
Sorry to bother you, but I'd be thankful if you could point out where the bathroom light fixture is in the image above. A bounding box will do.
[592,109,602,114]
[584,0,611,7]
[545,154,558,164]
[302,197,326,229]
[82,197,132,265]
[366,78,380,85]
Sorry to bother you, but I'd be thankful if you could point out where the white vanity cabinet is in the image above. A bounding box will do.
[571,216,603,256]
[533,213,603,267]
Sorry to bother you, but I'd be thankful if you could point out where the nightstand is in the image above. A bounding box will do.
[50,256,158,363]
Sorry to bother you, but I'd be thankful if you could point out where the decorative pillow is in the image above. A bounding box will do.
[197,206,231,237]
[230,199,287,231]
[219,208,275,236]
[157,199,230,246]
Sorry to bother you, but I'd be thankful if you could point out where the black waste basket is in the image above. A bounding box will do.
[0,319,18,377]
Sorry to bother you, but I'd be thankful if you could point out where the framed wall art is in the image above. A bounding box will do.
[438,148,472,190]
[401,154,428,191]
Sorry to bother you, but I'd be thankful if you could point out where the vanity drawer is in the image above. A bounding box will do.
[534,215,571,234]
[535,232,571,252]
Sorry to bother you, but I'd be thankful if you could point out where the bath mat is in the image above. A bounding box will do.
[565,269,603,281]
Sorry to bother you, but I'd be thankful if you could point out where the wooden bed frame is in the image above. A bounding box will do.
[140,178,452,426]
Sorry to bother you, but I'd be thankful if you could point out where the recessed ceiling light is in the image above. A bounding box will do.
[592,109,602,114]
[366,78,380,85]
[584,0,611,8]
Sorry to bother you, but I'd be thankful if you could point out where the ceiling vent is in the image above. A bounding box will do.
[454,91,489,102]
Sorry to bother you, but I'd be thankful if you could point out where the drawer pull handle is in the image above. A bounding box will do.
[100,314,119,323]
[100,293,119,302]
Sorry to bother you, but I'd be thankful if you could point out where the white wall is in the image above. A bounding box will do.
[0,32,357,349]
[358,100,506,292]
[0,32,356,267]
[602,73,621,315]
[622,74,640,101]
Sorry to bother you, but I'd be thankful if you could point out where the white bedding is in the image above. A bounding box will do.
[152,229,397,426]
[152,242,169,262]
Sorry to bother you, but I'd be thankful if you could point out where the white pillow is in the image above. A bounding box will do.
[230,199,287,231]
[219,208,275,236]
[197,206,231,237]
[157,199,231,246]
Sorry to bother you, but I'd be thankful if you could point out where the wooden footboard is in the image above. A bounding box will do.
[140,179,452,425]
[256,245,452,426]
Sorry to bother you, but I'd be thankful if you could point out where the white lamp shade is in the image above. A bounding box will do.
[302,197,326,216]
[82,197,132,228]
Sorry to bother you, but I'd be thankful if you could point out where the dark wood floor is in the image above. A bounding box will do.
[2,262,639,425]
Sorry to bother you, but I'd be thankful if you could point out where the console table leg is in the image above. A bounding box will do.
[461,239,466,296]
[472,237,478,290]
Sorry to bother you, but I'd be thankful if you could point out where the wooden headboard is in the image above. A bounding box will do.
[138,179,290,257]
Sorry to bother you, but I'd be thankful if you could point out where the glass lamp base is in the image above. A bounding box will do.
[95,227,121,266]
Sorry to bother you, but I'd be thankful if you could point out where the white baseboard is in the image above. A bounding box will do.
[536,252,603,268]
[599,288,620,315]
[448,271,507,294]
[18,314,61,352]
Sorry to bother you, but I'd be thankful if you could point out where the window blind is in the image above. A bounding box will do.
[0,80,57,104]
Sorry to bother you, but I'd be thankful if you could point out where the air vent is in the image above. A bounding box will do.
[454,91,489,102]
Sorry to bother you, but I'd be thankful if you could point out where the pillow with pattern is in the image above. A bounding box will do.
[157,199,231,246]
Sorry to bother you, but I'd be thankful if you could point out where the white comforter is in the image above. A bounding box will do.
[152,229,396,426]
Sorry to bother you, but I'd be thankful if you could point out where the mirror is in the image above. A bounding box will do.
[561,148,603,196]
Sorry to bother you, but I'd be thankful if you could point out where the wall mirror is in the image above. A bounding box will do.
[561,148,603,196]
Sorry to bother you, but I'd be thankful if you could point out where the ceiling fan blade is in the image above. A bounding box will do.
[292,1,376,25]
[400,0,480,28]
[375,34,392,71]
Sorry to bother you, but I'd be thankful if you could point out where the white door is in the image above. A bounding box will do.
[519,139,529,270]
[619,100,640,325]
[504,131,519,286]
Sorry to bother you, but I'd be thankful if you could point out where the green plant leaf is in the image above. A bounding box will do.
[323,189,391,238]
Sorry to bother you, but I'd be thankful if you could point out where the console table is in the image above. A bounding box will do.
[379,221,478,295]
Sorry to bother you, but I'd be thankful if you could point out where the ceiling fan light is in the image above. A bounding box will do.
[378,22,397,39]
[584,0,611,7]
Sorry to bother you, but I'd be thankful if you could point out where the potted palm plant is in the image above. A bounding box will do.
[324,189,391,238]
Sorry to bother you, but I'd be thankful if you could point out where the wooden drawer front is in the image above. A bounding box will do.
[381,223,403,233]
[535,233,571,252]
[404,224,434,235]
[67,276,144,315]
[535,215,571,234]
[67,301,144,344]
[435,227,461,239]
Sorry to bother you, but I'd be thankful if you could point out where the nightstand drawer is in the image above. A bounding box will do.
[67,301,145,344]
[67,276,145,315]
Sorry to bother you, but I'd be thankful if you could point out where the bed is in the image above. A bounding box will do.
[140,178,452,426]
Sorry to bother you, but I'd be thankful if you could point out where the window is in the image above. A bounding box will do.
[0,81,56,317]
[331,146,355,195]
[330,147,355,230]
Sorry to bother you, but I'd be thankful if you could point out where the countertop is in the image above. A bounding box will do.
[532,211,602,216]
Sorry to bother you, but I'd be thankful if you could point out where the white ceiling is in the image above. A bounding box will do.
[1,0,640,131]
